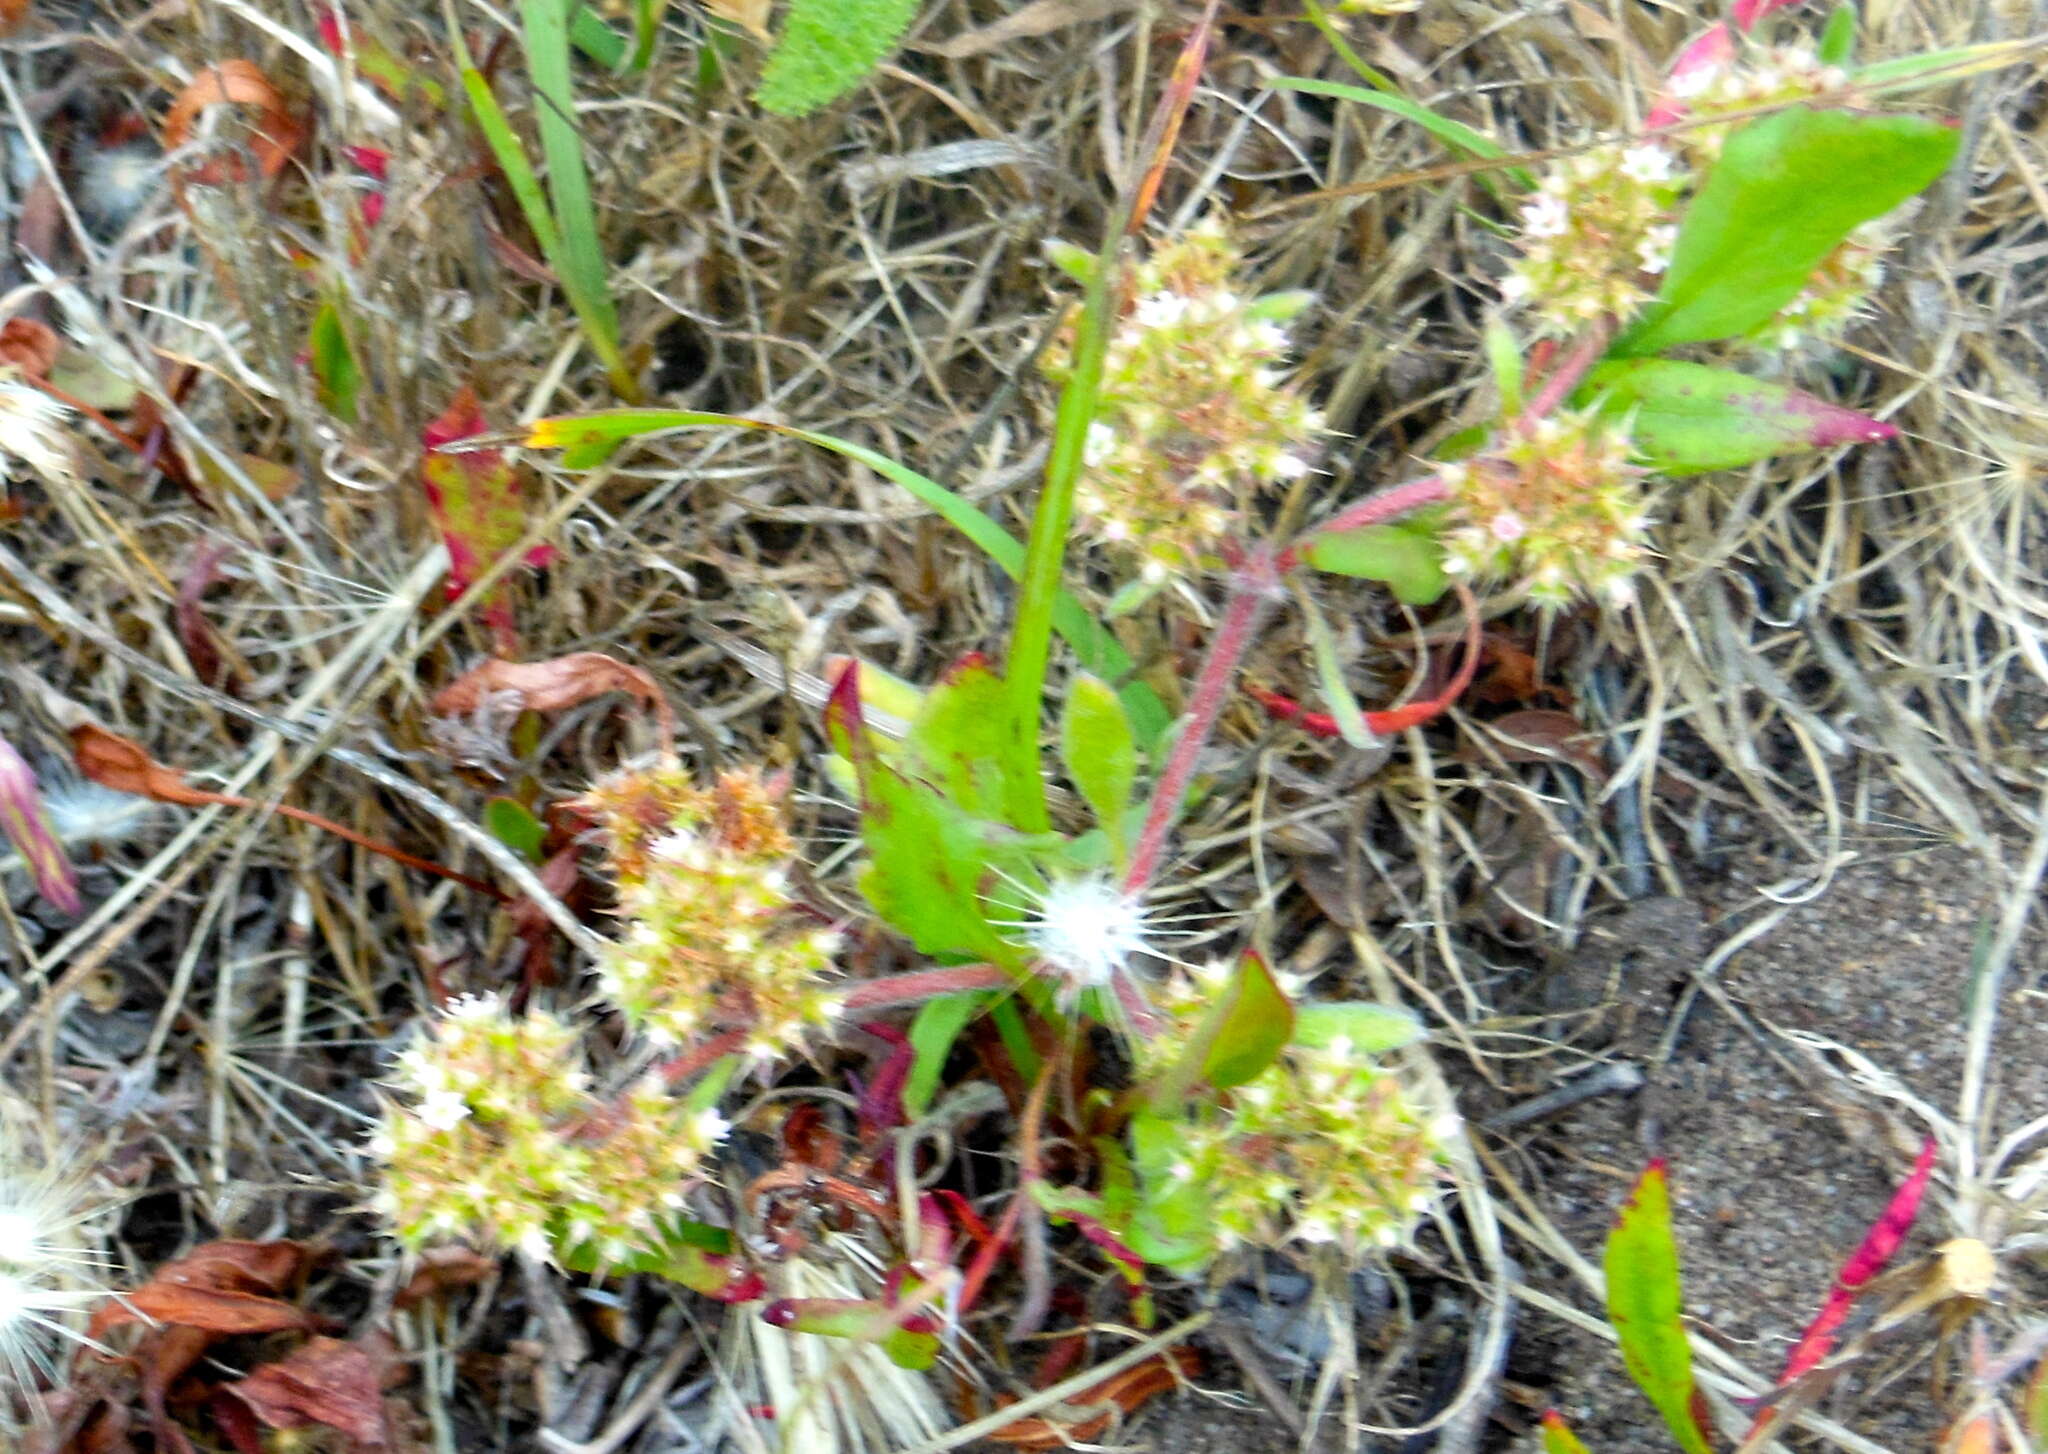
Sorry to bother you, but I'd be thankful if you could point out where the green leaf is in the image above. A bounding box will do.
[1818,4,1857,66]
[908,654,1014,825]
[1484,319,1522,417]
[754,0,918,118]
[1299,508,1449,606]
[1615,110,1960,356]
[1540,1411,1594,1454]
[524,408,1171,747]
[904,991,983,1119]
[1604,1163,1715,1454]
[2024,1342,2048,1448]
[1203,951,1295,1088]
[1299,588,1375,749]
[1293,1002,1424,1055]
[554,1214,761,1299]
[568,5,628,67]
[1127,1111,1222,1275]
[483,797,545,863]
[1272,76,1530,193]
[520,0,634,398]
[1584,358,1896,476]
[1061,674,1137,863]
[828,672,1018,965]
[308,300,361,424]
[1150,952,1295,1108]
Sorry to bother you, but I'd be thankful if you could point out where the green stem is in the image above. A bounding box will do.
[1002,228,1126,833]
[1300,0,1399,93]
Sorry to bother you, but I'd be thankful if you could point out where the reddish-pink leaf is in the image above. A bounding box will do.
[0,732,80,915]
[421,386,556,653]
[1775,1137,1938,1387]
[176,539,241,695]
[1731,0,1801,30]
[431,652,675,744]
[1648,24,1734,128]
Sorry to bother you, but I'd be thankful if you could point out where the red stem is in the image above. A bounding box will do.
[1277,474,1449,572]
[1122,549,1283,897]
[837,963,1010,1012]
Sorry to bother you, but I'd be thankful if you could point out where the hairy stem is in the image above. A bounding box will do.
[1122,549,1283,896]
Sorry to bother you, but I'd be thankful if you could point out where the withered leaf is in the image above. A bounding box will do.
[432,653,676,744]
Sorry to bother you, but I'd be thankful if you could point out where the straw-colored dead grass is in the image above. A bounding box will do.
[0,0,2043,1447]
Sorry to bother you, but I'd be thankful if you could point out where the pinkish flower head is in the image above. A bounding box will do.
[0,736,79,916]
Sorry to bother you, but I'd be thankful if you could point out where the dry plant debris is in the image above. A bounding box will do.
[0,0,2043,1451]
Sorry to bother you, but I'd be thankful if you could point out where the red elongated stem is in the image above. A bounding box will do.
[837,963,1010,1012]
[1278,475,1448,572]
[1122,549,1284,896]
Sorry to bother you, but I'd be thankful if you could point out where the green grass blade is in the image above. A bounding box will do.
[520,0,637,398]
[1271,77,1529,193]
[524,408,1172,746]
[569,5,628,67]
[625,0,661,72]
[456,60,563,261]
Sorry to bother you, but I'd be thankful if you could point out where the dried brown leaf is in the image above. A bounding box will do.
[432,653,676,744]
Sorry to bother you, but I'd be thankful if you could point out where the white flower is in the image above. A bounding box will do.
[1637,224,1678,275]
[1083,420,1118,467]
[1619,145,1676,184]
[1133,291,1190,330]
[415,1087,472,1132]
[1520,193,1570,239]
[0,381,75,484]
[0,1154,107,1412]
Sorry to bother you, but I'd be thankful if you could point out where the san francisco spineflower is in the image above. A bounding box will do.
[1140,966,1454,1260]
[584,764,840,1062]
[0,1106,110,1426]
[1501,143,1687,329]
[1437,409,1652,607]
[370,995,728,1265]
[1043,215,1326,583]
[995,867,1162,1012]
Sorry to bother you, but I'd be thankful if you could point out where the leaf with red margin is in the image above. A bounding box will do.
[421,387,557,652]
[1604,1163,1715,1454]
[1586,359,1896,477]
[1540,1410,1594,1454]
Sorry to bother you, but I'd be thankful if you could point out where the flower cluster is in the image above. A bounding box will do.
[1669,44,1855,162]
[1044,216,1325,582]
[370,995,728,1266]
[1438,409,1650,607]
[585,764,840,1061]
[1501,143,1686,328]
[1143,968,1452,1258]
